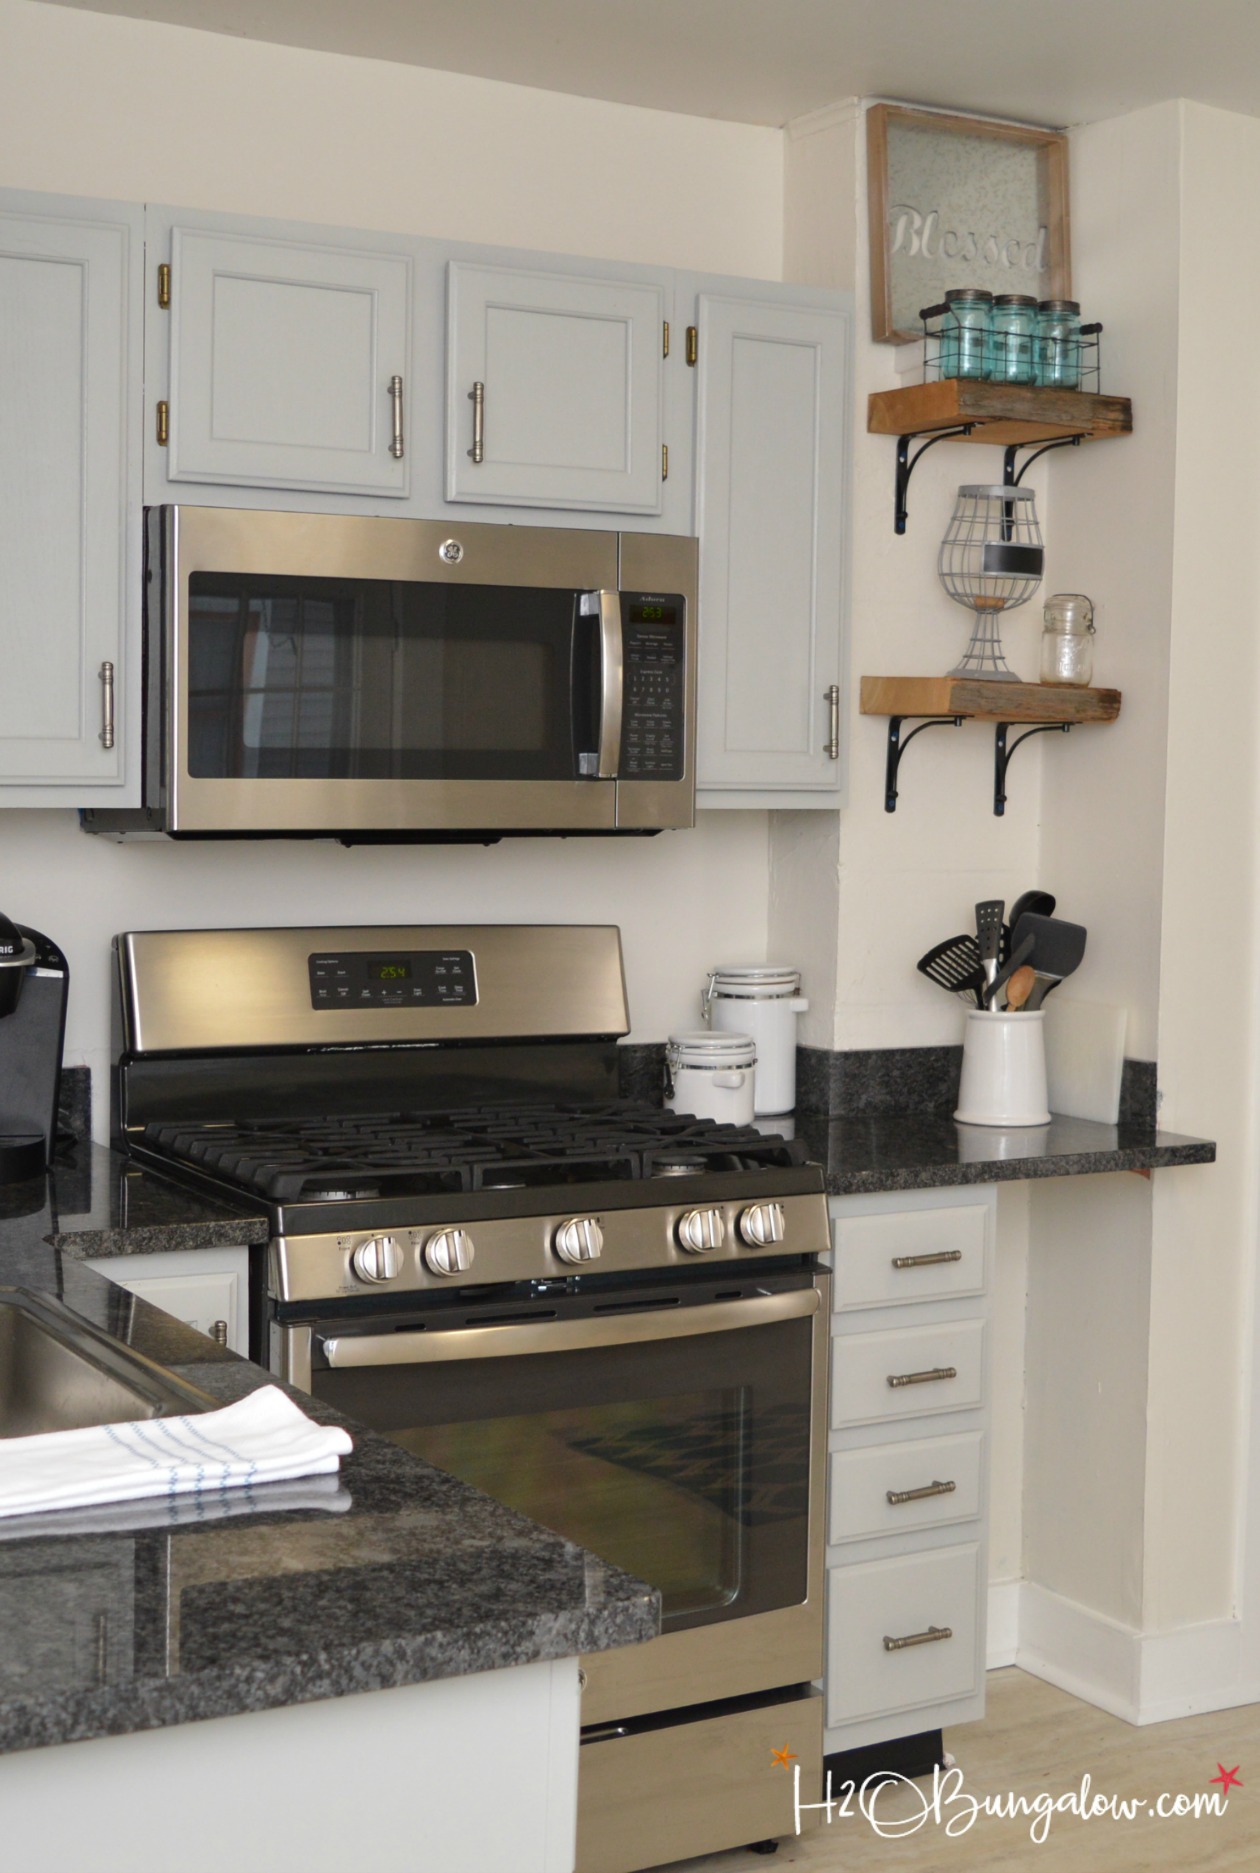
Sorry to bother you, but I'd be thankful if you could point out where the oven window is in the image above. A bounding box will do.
[315,1308,813,1633]
[185,574,581,781]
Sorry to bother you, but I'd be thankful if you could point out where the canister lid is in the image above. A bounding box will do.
[667,1029,757,1066]
[993,293,1038,308]
[708,965,801,995]
[944,287,994,303]
[1037,298,1080,314]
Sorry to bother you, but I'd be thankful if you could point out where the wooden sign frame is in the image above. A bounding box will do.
[867,102,1071,345]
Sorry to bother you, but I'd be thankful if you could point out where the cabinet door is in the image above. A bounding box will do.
[693,293,850,799]
[446,262,665,513]
[0,199,138,789]
[86,1247,249,1355]
[166,227,411,496]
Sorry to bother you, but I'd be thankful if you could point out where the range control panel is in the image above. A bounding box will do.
[308,949,477,1010]
[621,595,685,782]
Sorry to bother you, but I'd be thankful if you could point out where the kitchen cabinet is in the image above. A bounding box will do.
[444,260,667,514]
[687,283,851,808]
[150,214,412,498]
[824,1185,992,1753]
[85,1246,249,1356]
[0,192,141,802]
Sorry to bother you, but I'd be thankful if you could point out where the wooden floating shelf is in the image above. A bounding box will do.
[860,676,1122,724]
[868,380,1133,447]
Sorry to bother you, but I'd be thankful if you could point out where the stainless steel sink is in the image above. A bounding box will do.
[0,1288,215,1437]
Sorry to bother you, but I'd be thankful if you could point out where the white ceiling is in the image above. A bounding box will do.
[36,0,1260,129]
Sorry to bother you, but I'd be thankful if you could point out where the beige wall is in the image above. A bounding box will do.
[0,0,786,1138]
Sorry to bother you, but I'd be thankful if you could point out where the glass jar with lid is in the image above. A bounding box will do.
[940,288,993,381]
[1039,592,1095,685]
[989,294,1038,384]
[1036,299,1082,389]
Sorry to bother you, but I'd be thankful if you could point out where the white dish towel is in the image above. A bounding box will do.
[0,1385,353,1519]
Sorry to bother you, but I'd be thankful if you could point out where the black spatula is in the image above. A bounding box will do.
[917,934,986,1007]
[1010,913,1087,1009]
[1002,890,1056,962]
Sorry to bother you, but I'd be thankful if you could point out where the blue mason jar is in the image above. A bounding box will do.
[1036,299,1082,389]
[940,288,993,380]
[989,294,1038,384]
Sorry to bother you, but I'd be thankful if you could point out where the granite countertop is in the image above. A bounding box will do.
[0,1140,270,1258]
[0,1198,659,1756]
[794,1110,1216,1195]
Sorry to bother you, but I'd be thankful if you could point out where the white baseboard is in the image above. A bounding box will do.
[986,1580,1252,1724]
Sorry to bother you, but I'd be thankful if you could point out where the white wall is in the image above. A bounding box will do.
[0,0,787,1139]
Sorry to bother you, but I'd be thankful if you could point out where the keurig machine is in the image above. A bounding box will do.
[0,913,68,1185]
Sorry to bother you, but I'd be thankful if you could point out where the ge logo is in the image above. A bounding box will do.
[439,540,464,564]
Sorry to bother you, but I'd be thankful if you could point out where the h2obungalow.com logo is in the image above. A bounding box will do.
[769,1750,1240,1845]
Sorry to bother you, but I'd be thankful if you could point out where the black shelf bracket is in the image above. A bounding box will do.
[1002,433,1084,486]
[895,425,975,533]
[993,721,1071,816]
[884,715,964,812]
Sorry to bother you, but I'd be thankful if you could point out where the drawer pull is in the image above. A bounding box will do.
[892,1250,963,1269]
[887,1479,956,1505]
[887,1366,957,1388]
[884,1625,953,1653]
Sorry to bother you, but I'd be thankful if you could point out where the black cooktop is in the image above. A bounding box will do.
[141,1101,808,1204]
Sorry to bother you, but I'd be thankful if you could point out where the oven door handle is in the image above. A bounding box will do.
[319,1286,819,1368]
[579,587,623,778]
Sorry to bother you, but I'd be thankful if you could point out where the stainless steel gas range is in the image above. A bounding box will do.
[115,924,828,1871]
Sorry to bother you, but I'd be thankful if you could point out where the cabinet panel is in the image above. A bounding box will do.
[833,1202,988,1311]
[167,228,410,496]
[826,1543,981,1727]
[830,1318,985,1429]
[693,293,849,798]
[829,1431,984,1545]
[446,263,664,512]
[86,1248,249,1355]
[0,201,137,788]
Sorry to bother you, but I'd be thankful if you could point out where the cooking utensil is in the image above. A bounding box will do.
[975,900,1004,990]
[1010,913,1087,1010]
[916,934,986,1007]
[1004,964,1037,1012]
[1002,890,1057,961]
[982,932,1035,1009]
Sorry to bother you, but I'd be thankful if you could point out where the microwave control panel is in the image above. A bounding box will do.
[621,596,685,782]
[309,950,477,1010]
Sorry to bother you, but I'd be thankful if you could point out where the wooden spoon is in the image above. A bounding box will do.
[1005,964,1037,1011]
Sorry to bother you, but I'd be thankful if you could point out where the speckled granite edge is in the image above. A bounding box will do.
[821,1137,1217,1196]
[798,1044,1162,1126]
[52,1218,271,1256]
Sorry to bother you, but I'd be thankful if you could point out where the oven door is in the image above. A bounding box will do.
[285,1270,827,1725]
[155,506,640,834]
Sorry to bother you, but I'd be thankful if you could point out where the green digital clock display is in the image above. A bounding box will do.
[369,961,411,981]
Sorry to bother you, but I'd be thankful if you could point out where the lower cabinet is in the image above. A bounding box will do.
[85,1246,250,1356]
[824,1185,994,1754]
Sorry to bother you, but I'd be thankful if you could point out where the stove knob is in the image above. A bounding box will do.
[424,1228,475,1277]
[553,1216,605,1265]
[351,1234,404,1283]
[738,1202,787,1248]
[677,1208,726,1254]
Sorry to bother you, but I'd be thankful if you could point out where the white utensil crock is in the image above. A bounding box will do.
[954,1009,1050,1127]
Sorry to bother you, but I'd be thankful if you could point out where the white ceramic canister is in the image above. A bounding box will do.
[702,966,808,1116]
[954,1009,1050,1128]
[664,1030,757,1127]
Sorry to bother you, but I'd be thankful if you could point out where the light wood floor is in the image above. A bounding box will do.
[668,1669,1260,1872]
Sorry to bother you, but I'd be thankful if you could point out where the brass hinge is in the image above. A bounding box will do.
[686,326,698,366]
[662,444,668,481]
[157,263,171,310]
[156,400,169,447]
[663,320,670,358]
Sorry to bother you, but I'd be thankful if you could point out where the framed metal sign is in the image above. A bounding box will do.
[867,102,1070,345]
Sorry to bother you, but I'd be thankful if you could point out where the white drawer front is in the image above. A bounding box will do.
[829,1432,983,1545]
[830,1319,984,1429]
[833,1204,987,1310]
[826,1544,981,1727]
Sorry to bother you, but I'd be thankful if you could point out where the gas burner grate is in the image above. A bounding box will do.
[141,1102,806,1203]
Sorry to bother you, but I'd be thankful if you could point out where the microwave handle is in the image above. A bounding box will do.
[580,589,623,777]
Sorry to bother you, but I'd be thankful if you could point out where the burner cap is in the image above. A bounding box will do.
[652,1155,707,1178]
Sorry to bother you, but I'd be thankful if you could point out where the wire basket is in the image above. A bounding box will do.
[919,304,1103,393]
[939,484,1045,681]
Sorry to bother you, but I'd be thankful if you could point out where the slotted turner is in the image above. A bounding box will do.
[917,934,986,1007]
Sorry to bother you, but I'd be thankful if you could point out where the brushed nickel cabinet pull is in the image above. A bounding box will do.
[388,375,405,459]
[892,1250,964,1269]
[825,684,840,759]
[210,1319,229,1348]
[887,1479,956,1505]
[887,1365,957,1388]
[99,662,115,750]
[884,1625,952,1652]
[468,380,485,462]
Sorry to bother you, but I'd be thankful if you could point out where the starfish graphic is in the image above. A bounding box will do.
[770,1745,797,1771]
[1211,1764,1243,1793]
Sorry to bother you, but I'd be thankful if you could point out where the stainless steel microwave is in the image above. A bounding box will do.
[83,507,697,841]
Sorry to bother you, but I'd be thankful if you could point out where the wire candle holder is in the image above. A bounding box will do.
[939,484,1045,681]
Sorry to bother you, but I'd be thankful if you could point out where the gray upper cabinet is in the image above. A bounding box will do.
[0,193,140,798]
[445,261,666,514]
[160,223,412,497]
[690,287,851,807]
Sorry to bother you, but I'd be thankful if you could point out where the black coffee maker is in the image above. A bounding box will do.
[0,913,69,1184]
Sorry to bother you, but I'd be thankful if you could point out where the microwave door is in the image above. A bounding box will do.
[578,589,624,778]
